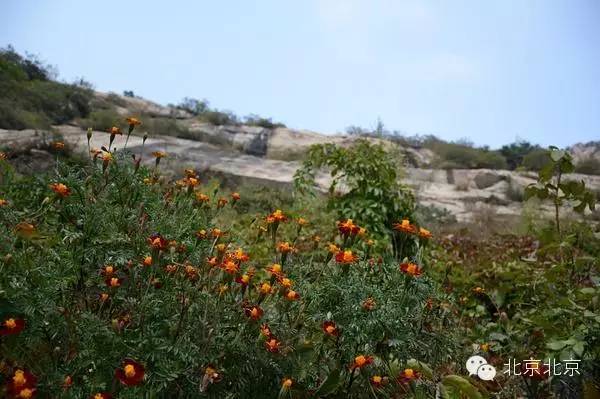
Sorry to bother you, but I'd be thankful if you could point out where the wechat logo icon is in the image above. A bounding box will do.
[466,355,496,381]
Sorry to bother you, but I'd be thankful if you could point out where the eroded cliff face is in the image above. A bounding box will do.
[2,91,599,222]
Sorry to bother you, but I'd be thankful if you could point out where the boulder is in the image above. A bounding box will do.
[474,171,504,189]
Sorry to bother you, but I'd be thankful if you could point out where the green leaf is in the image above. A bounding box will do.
[441,375,483,399]
[546,340,567,350]
[313,368,341,396]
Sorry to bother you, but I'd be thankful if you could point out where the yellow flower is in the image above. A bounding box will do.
[152,151,166,158]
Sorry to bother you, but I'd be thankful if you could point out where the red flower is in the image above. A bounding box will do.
[351,355,374,369]
[260,323,273,338]
[322,321,340,337]
[90,393,113,399]
[335,250,358,264]
[370,375,388,387]
[147,233,168,250]
[243,305,264,320]
[233,248,250,263]
[265,337,281,353]
[400,262,423,277]
[392,219,417,234]
[397,368,420,384]
[6,369,37,398]
[1,317,25,336]
[337,219,360,236]
[115,359,145,386]
[236,274,251,286]
[49,183,71,197]
[105,277,122,287]
[284,290,300,301]
[231,192,241,202]
[266,209,287,224]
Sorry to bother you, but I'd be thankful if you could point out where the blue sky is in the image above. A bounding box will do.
[2,0,599,148]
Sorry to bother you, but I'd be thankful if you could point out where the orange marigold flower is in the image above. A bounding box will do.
[1,317,25,336]
[236,274,251,286]
[185,265,198,280]
[399,262,423,277]
[322,321,339,337]
[0,198,9,207]
[216,243,228,253]
[126,117,141,127]
[335,250,358,264]
[285,290,300,301]
[49,183,71,197]
[206,256,218,267]
[418,227,432,239]
[326,243,340,254]
[277,242,295,254]
[165,264,177,274]
[351,355,374,369]
[480,343,490,352]
[107,126,122,135]
[279,277,293,289]
[392,219,417,234]
[260,323,273,338]
[143,256,153,267]
[115,359,145,386]
[265,337,281,353]
[195,193,210,203]
[337,219,360,236]
[147,233,168,250]
[182,177,200,187]
[397,368,420,384]
[244,305,264,320]
[101,265,115,276]
[281,378,293,390]
[100,293,109,302]
[106,277,122,287]
[91,393,112,399]
[202,364,222,387]
[267,263,283,277]
[51,141,65,150]
[259,282,273,295]
[217,198,228,208]
[362,297,376,311]
[100,151,113,163]
[211,228,225,238]
[296,217,309,226]
[266,209,287,224]
[233,248,250,262]
[6,369,37,398]
[152,151,166,159]
[231,192,241,201]
[195,229,208,239]
[473,286,485,294]
[370,375,388,387]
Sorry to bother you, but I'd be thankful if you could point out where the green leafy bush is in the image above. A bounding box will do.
[0,131,463,398]
[294,139,415,240]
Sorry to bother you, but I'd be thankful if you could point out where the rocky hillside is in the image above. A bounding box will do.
[2,92,600,223]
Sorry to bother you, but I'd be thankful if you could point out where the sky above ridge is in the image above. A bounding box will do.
[2,0,599,148]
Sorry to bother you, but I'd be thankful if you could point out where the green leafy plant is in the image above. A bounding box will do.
[525,146,596,237]
[294,139,415,240]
